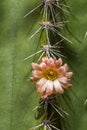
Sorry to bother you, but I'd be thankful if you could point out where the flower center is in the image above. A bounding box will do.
[44,69,58,81]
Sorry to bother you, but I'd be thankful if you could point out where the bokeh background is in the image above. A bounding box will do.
[0,0,87,130]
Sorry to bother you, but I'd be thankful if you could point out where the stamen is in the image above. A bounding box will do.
[44,69,58,81]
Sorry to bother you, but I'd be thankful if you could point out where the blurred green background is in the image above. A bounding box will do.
[0,0,87,130]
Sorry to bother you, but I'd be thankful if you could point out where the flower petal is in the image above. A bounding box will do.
[37,81,47,94]
[41,56,48,64]
[40,62,46,69]
[65,72,73,78]
[57,67,65,76]
[62,83,72,89]
[37,78,47,86]
[46,80,53,95]
[30,77,39,82]
[56,58,62,67]
[63,64,69,72]
[32,63,41,70]
[47,57,54,66]
[41,94,48,99]
[54,80,64,94]
[32,70,42,78]
[58,77,68,84]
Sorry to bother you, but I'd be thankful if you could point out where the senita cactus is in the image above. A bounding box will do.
[24,0,76,130]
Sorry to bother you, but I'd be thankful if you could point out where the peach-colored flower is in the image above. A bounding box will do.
[30,56,73,99]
